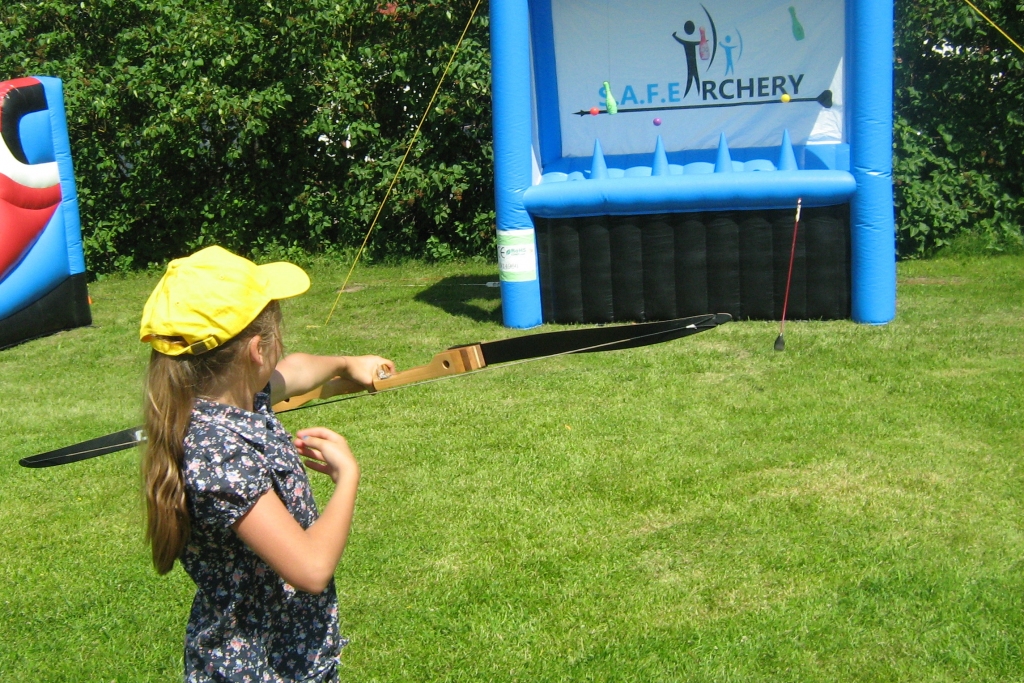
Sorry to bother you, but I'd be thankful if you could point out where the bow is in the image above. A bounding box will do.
[19,313,730,468]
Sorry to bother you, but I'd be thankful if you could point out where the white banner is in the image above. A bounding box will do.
[550,0,845,157]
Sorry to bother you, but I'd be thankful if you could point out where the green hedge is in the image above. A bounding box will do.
[1,0,493,271]
[1,0,1021,272]
[894,0,1024,256]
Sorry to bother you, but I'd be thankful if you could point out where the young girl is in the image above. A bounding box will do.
[139,245,394,682]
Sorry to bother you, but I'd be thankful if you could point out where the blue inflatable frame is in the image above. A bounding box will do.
[490,0,896,328]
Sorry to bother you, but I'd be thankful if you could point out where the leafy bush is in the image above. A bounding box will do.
[0,0,493,271]
[2,0,1022,271]
[894,0,1024,256]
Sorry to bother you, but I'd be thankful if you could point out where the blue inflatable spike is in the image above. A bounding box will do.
[714,133,733,173]
[778,129,798,171]
[651,136,669,176]
[590,139,608,179]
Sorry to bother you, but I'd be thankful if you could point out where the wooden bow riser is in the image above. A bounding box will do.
[271,344,486,414]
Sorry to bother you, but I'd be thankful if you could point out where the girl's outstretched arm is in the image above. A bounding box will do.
[270,353,395,404]
[233,427,361,594]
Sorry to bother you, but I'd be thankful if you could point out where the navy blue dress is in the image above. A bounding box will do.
[180,389,345,682]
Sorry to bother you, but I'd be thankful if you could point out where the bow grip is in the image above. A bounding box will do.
[372,344,486,391]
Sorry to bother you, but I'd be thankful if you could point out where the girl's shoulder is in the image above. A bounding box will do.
[182,398,311,529]
[183,397,300,483]
[186,401,260,455]
[182,401,278,527]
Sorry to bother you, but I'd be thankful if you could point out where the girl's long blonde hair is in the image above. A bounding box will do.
[142,301,282,574]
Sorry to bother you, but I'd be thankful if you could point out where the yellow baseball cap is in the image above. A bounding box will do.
[140,245,310,356]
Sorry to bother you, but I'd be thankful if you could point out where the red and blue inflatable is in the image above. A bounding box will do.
[0,76,90,349]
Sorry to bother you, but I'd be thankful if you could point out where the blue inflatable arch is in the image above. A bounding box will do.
[0,76,90,348]
[490,0,896,328]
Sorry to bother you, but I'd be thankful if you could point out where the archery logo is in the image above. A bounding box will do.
[667,3,810,104]
[672,4,718,98]
[575,0,828,120]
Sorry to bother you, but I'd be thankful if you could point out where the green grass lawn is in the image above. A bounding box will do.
[2,255,1022,682]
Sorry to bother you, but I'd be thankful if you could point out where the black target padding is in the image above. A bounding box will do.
[534,205,850,323]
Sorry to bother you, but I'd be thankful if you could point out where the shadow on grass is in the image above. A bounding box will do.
[414,275,503,324]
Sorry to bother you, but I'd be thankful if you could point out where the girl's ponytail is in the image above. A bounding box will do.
[143,353,196,574]
[142,301,282,574]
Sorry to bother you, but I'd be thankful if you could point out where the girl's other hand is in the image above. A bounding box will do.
[344,355,396,388]
[294,427,359,485]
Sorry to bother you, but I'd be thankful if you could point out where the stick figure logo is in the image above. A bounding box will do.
[672,4,718,98]
[719,30,743,76]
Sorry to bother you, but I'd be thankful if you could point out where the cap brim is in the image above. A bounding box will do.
[259,262,311,300]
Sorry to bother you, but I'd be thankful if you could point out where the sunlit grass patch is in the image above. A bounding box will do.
[2,255,1023,681]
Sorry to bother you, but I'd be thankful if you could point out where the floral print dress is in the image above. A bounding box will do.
[180,389,346,682]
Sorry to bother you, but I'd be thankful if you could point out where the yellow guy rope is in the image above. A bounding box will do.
[961,0,1024,55]
[325,0,483,326]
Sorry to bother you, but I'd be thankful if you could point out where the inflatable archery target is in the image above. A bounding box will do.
[0,76,91,349]
[490,0,896,328]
